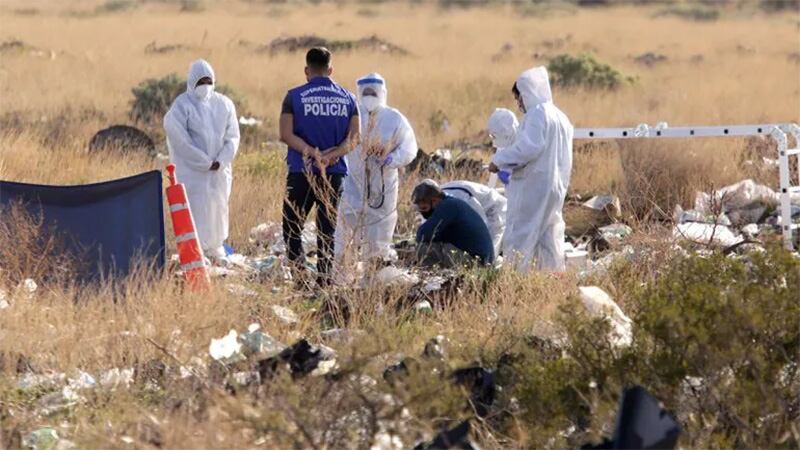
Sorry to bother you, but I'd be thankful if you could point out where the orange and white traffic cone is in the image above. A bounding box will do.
[165,164,209,290]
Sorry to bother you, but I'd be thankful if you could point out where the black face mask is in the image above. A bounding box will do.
[421,209,433,219]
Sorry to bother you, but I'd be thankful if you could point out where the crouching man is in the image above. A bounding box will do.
[411,179,495,269]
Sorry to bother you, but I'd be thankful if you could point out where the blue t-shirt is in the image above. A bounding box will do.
[283,77,358,175]
[416,195,495,264]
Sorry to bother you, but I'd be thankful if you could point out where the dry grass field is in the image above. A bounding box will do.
[1,1,799,449]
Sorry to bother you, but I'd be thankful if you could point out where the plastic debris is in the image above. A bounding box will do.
[240,323,286,358]
[37,386,83,416]
[371,432,404,450]
[368,266,420,288]
[257,338,337,380]
[423,335,447,361]
[18,372,66,390]
[583,195,621,216]
[67,370,97,390]
[695,179,778,213]
[674,223,744,247]
[414,300,433,314]
[578,286,633,348]
[209,329,245,364]
[422,276,446,293]
[582,386,680,450]
[99,367,135,389]
[452,366,496,418]
[413,421,476,450]
[741,223,760,238]
[598,223,632,242]
[564,242,589,270]
[239,116,263,127]
[22,427,60,450]
[271,305,299,324]
[226,284,259,298]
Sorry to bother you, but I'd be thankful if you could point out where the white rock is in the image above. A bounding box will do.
[370,432,403,450]
[578,286,633,348]
[209,330,244,363]
[22,278,38,293]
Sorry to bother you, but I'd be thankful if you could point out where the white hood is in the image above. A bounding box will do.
[487,108,519,148]
[356,72,388,109]
[516,66,552,110]
[187,59,215,92]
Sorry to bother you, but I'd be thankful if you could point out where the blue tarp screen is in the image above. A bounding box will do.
[0,170,165,282]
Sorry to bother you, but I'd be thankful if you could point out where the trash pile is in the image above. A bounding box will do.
[407,148,486,178]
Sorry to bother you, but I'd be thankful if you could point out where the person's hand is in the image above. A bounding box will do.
[498,170,511,185]
[487,162,499,173]
[321,152,339,168]
[209,161,220,171]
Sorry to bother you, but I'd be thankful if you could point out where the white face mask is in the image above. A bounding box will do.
[194,84,214,101]
[361,96,381,113]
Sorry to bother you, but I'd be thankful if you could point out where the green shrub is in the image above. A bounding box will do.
[655,4,720,21]
[129,74,246,126]
[547,53,633,90]
[506,247,800,448]
[95,0,137,13]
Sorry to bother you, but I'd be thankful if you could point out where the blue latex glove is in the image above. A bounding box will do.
[382,154,393,166]
[498,170,511,185]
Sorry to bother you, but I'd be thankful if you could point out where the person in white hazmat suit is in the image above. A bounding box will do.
[334,73,418,272]
[441,181,507,259]
[488,66,573,272]
[164,59,241,260]
[487,108,519,187]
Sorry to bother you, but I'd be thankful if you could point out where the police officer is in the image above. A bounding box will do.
[279,47,360,286]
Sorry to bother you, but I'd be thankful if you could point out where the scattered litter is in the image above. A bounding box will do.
[271,305,299,324]
[22,427,60,450]
[209,330,245,364]
[37,386,83,416]
[422,276,446,294]
[583,195,621,214]
[674,222,744,247]
[240,323,286,358]
[598,223,632,242]
[565,244,589,271]
[67,370,97,390]
[230,371,261,387]
[578,286,633,348]
[226,283,259,298]
[741,223,760,238]
[423,335,447,361]
[371,431,404,450]
[452,366,496,418]
[320,328,365,345]
[257,338,337,380]
[99,368,135,389]
[414,300,433,314]
[368,266,419,288]
[413,421,475,450]
[18,372,66,390]
[695,179,778,215]
[239,116,263,127]
[120,436,135,445]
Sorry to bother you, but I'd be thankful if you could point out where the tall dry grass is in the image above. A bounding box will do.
[0,2,799,448]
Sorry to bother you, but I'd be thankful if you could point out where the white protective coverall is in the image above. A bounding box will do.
[164,59,240,258]
[334,73,418,265]
[441,181,507,258]
[492,66,573,272]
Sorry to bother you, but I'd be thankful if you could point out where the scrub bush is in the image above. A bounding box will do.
[506,248,800,448]
[547,53,633,90]
[129,74,246,126]
[654,4,720,21]
[95,0,138,13]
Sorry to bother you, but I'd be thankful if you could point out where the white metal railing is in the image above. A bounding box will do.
[570,122,800,250]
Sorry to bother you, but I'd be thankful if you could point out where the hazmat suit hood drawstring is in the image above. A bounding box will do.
[516,66,552,111]
[187,59,216,93]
